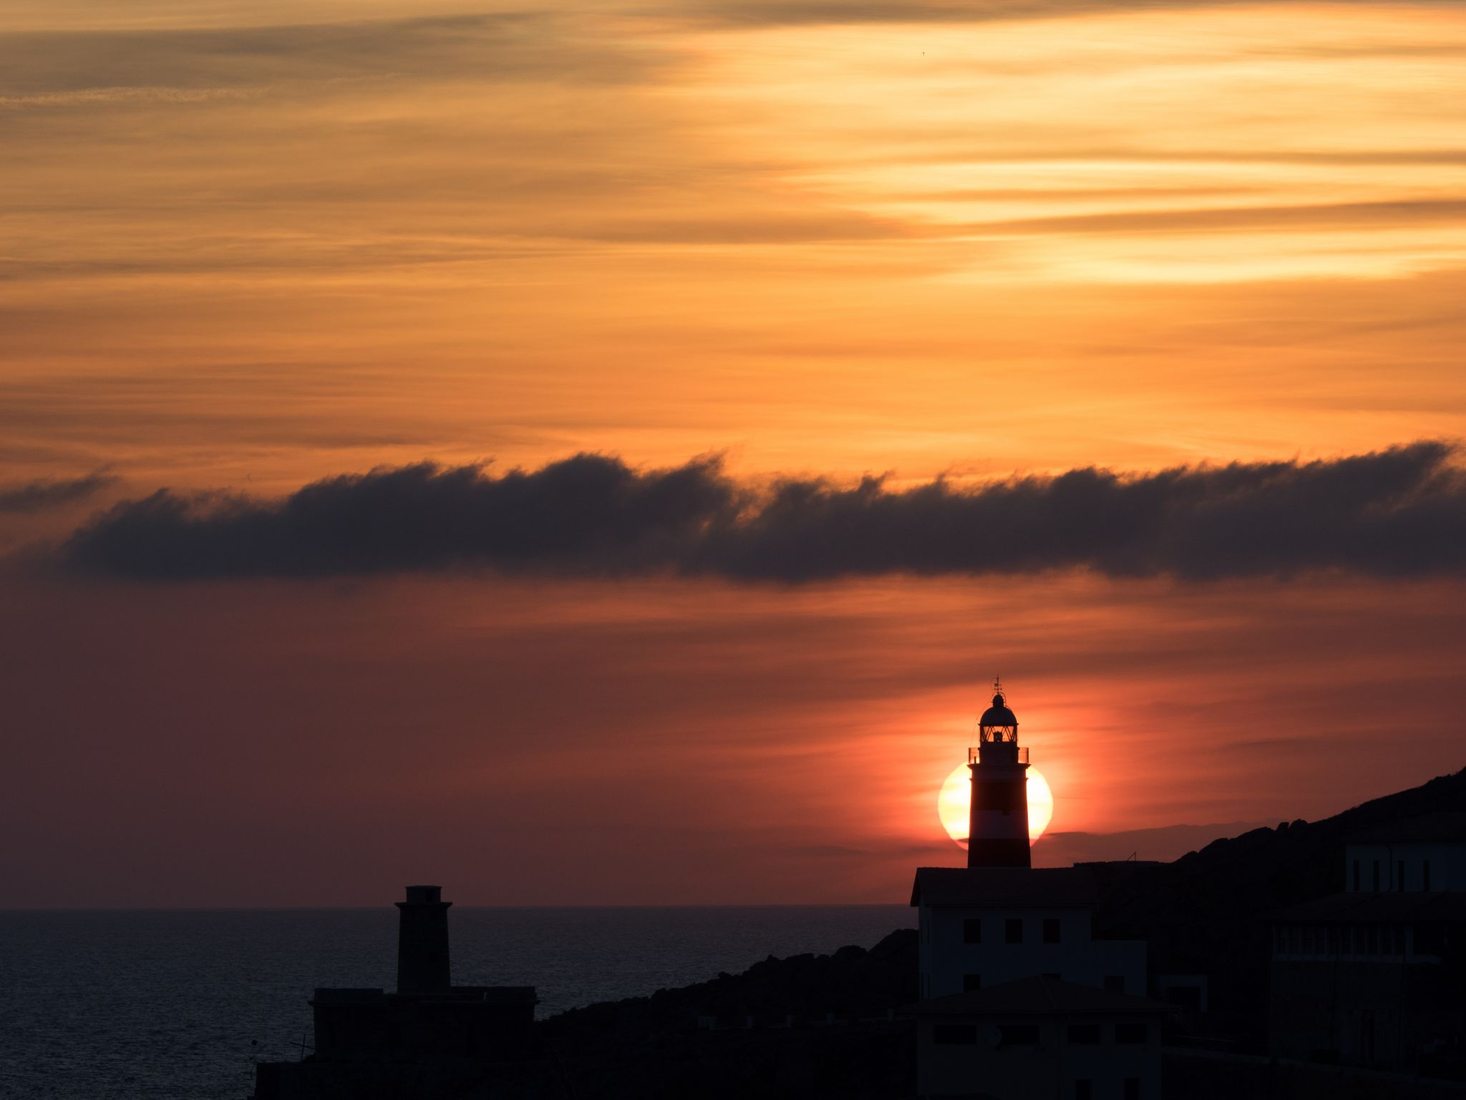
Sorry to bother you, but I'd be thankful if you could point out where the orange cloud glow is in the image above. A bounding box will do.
[2,1,1464,905]
[2,2,1465,492]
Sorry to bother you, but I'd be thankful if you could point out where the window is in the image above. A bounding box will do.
[1397,860,1406,892]
[1066,1023,1101,1044]
[998,1024,1040,1046]
[932,1024,977,1045]
[963,917,983,944]
[1074,1079,1092,1100]
[1005,918,1024,944]
[1116,1021,1148,1044]
[1043,917,1061,944]
[1424,860,1432,891]
[1372,860,1380,892]
[1352,859,1360,892]
[963,973,982,992]
[1124,1077,1141,1100]
[1104,975,1126,993]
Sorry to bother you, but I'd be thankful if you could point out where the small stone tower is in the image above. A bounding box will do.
[396,884,452,995]
[967,680,1031,869]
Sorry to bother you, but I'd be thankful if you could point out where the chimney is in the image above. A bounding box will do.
[395,884,451,995]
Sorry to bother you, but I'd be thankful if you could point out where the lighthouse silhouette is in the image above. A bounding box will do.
[966,679,1031,869]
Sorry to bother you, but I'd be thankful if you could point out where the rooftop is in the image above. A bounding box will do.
[311,985,537,1006]
[1272,891,1466,924]
[1349,811,1466,845]
[910,866,1097,908]
[908,976,1169,1018]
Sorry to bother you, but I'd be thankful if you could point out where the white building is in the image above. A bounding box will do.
[911,975,1166,1100]
[912,867,1147,1002]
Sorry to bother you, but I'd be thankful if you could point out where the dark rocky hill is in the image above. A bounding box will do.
[534,765,1465,1092]
[1091,766,1466,1046]
[536,929,918,1098]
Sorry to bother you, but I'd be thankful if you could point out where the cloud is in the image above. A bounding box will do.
[657,0,1223,28]
[57,442,1466,581]
[977,198,1466,236]
[657,0,1466,28]
[64,455,738,579]
[0,472,115,514]
[0,14,643,102]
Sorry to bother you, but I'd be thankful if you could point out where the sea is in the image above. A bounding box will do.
[0,905,912,1099]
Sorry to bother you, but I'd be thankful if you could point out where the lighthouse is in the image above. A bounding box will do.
[910,683,1157,1100]
[967,679,1031,868]
[396,884,452,995]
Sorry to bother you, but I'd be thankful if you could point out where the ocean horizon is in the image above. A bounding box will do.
[1,904,913,1099]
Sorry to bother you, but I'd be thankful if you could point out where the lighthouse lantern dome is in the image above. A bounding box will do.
[978,682,1018,744]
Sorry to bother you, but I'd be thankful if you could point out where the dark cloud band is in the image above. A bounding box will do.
[61,442,1466,581]
[0,472,115,514]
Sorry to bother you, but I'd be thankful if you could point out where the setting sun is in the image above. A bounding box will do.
[937,762,1054,849]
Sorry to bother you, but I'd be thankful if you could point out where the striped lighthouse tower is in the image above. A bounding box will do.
[967,679,1031,869]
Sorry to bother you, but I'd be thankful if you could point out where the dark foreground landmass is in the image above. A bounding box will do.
[536,929,918,1098]
[527,766,1466,1098]
[255,766,1466,1098]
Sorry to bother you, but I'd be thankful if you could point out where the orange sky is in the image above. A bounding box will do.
[1,0,1464,904]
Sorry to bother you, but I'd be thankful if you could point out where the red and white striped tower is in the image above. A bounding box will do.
[967,678,1031,869]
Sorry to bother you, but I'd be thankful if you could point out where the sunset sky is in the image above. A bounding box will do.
[3,0,1464,906]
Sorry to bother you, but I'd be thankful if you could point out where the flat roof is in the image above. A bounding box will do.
[310,985,537,1005]
[1349,812,1466,845]
[911,866,1097,908]
[311,988,385,1004]
[449,986,537,1004]
[908,976,1168,1018]
[1272,891,1466,924]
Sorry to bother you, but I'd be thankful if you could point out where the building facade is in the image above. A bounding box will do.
[913,867,1147,1002]
[1269,814,1466,1075]
[912,976,1166,1100]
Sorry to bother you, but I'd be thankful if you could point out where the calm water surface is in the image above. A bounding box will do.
[0,906,911,1099]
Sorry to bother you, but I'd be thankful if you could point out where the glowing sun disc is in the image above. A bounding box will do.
[938,762,1054,848]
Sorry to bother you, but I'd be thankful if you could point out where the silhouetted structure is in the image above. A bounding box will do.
[911,975,1166,1100]
[252,885,536,1100]
[1269,814,1466,1075]
[908,686,1165,1099]
[397,883,452,995]
[968,681,1031,870]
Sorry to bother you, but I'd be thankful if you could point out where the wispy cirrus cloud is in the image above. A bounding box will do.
[656,0,1466,29]
[0,13,644,101]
